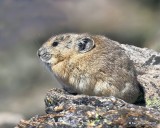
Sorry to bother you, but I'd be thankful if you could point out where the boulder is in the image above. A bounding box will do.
[16,44,160,128]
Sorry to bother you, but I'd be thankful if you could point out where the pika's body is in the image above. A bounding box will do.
[38,33,140,103]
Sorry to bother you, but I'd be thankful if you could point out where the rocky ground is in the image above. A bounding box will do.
[16,42,160,127]
[16,88,160,128]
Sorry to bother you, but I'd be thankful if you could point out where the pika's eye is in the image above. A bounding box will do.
[52,42,59,47]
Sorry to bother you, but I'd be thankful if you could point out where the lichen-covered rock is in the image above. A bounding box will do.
[16,44,160,128]
[16,88,160,128]
[121,44,160,110]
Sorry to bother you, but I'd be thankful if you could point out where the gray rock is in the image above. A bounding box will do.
[121,44,160,110]
[16,88,160,128]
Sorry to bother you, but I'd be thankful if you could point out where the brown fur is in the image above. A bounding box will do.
[38,33,140,103]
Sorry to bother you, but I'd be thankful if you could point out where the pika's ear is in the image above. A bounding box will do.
[75,37,95,53]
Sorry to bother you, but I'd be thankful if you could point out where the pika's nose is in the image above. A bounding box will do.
[37,47,52,61]
[37,47,47,57]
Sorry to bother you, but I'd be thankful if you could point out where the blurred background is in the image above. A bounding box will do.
[0,0,160,127]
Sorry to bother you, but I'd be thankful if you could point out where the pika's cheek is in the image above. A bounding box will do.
[48,57,59,65]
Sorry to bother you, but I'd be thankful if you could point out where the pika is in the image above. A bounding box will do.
[37,33,140,103]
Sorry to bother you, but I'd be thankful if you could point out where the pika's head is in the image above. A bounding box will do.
[37,33,95,67]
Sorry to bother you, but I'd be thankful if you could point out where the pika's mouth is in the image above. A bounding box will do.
[39,52,52,62]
